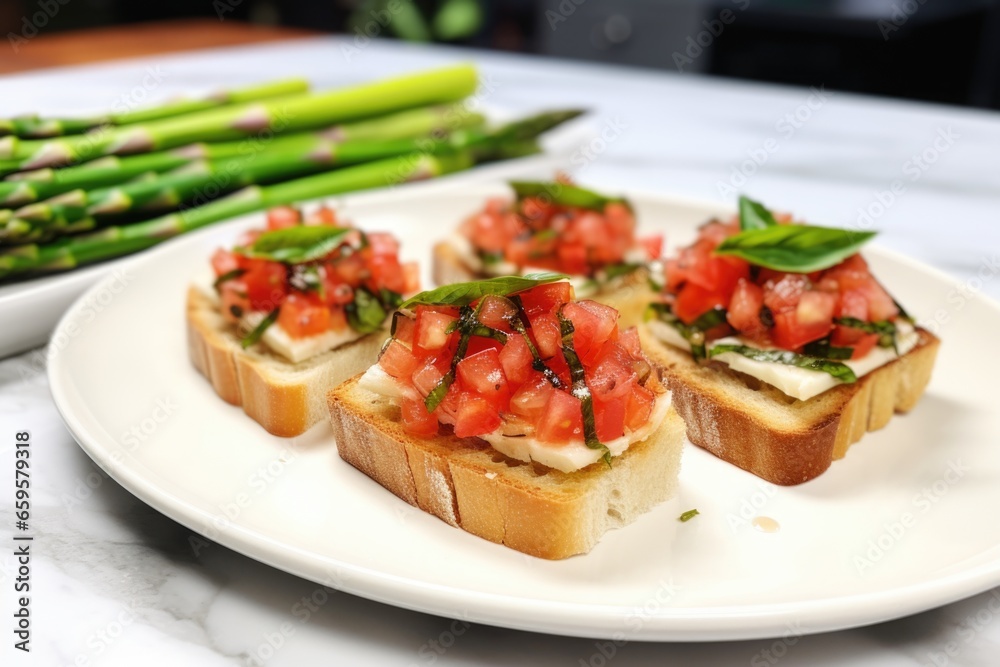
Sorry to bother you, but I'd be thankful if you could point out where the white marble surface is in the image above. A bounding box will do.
[1,37,1000,666]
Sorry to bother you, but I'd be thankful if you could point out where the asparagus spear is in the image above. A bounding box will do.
[0,64,478,170]
[0,103,486,206]
[0,108,580,279]
[0,152,474,278]
[2,109,580,242]
[0,79,311,139]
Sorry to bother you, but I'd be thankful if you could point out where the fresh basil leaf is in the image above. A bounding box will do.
[714,224,877,273]
[709,344,858,383]
[738,195,779,231]
[834,316,899,352]
[213,268,246,290]
[691,307,727,331]
[241,308,279,349]
[346,287,388,334]
[400,272,567,309]
[646,304,713,361]
[802,337,854,360]
[379,288,403,310]
[243,226,353,264]
[557,308,611,465]
[424,305,477,412]
[509,181,630,212]
[478,250,504,265]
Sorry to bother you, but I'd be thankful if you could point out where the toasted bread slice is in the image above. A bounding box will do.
[327,371,686,559]
[187,286,387,437]
[431,241,656,327]
[640,325,940,485]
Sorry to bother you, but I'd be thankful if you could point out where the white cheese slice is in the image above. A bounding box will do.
[358,360,672,473]
[242,310,368,364]
[647,318,919,401]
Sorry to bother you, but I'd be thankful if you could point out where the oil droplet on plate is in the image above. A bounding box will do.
[752,516,780,533]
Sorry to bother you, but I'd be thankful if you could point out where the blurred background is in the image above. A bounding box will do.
[0,0,998,108]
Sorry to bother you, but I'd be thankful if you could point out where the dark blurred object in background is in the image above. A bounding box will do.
[1,0,997,109]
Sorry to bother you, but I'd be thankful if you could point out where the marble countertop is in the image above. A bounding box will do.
[2,37,999,666]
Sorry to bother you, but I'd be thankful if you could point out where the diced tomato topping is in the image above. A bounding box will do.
[211,249,240,277]
[454,394,502,438]
[400,397,438,437]
[593,393,627,442]
[306,206,337,226]
[392,313,415,346]
[562,301,618,364]
[457,348,509,402]
[638,234,663,260]
[771,309,828,350]
[519,282,573,317]
[618,326,642,358]
[508,373,555,421]
[624,383,655,432]
[329,305,347,332]
[763,273,811,313]
[415,310,457,352]
[673,283,729,325]
[379,340,419,380]
[529,312,562,359]
[499,334,534,385]
[402,262,420,294]
[266,206,302,230]
[535,390,584,443]
[219,281,250,324]
[476,295,516,332]
[242,261,288,311]
[727,278,767,340]
[277,292,330,338]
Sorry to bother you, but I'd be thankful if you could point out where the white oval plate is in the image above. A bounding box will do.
[48,185,1000,641]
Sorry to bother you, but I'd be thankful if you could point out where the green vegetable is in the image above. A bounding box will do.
[802,338,854,360]
[212,268,246,289]
[557,308,611,466]
[834,317,899,353]
[347,287,390,335]
[602,262,643,281]
[400,272,567,309]
[424,305,478,412]
[679,509,700,522]
[509,181,629,212]
[241,308,280,349]
[244,226,352,264]
[709,344,858,383]
[714,224,877,273]
[738,195,779,231]
[645,303,722,361]
[507,295,566,390]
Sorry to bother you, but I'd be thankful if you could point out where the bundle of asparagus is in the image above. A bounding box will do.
[0,64,584,282]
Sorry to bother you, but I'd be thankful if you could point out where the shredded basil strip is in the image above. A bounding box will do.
[213,268,245,290]
[738,195,780,231]
[478,250,505,265]
[346,287,388,335]
[715,224,877,273]
[691,307,728,331]
[834,317,899,352]
[802,337,854,360]
[241,308,279,349]
[709,344,858,383]
[400,273,567,309]
[645,303,711,361]
[509,181,630,213]
[243,226,353,264]
[679,509,700,522]
[507,296,565,390]
[557,308,611,465]
[424,306,478,413]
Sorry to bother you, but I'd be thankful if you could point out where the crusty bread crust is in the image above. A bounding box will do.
[640,325,940,486]
[187,286,387,437]
[327,371,686,559]
[431,241,657,327]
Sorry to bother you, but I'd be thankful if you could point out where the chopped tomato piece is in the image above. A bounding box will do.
[305,206,337,226]
[392,313,416,346]
[456,349,509,403]
[795,291,836,326]
[535,390,583,443]
[594,393,627,442]
[415,310,457,352]
[367,232,400,257]
[266,206,301,230]
[243,261,288,310]
[561,301,618,364]
[673,283,729,325]
[518,283,573,316]
[454,393,502,438]
[638,234,663,260]
[380,340,419,380]
[277,292,330,338]
[211,249,240,277]
[624,383,655,432]
[499,334,534,385]
[771,309,830,350]
[618,327,642,358]
[476,295,516,332]
[329,305,348,332]
[219,281,250,324]
[763,273,811,314]
[401,397,438,437]
[402,262,420,294]
[509,373,554,421]
[528,312,562,359]
[727,278,767,339]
